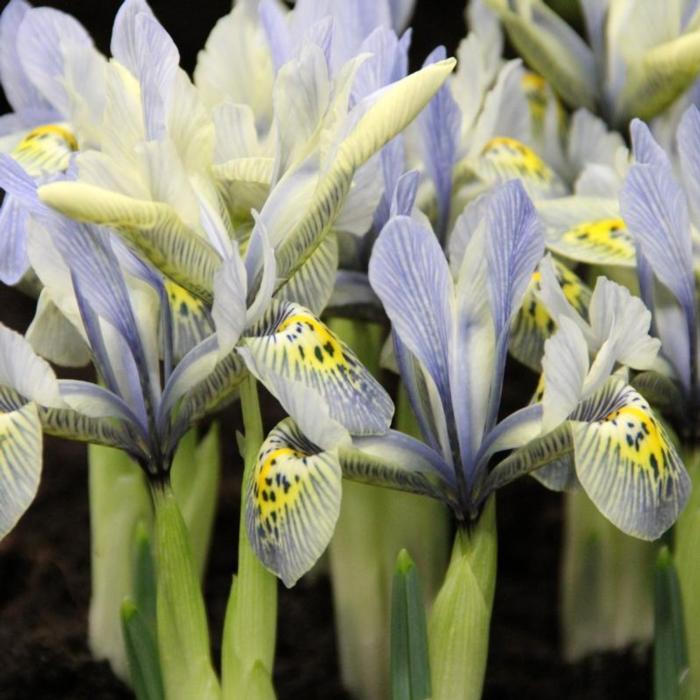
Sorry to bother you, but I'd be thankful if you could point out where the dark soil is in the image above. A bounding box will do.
[0,281,651,699]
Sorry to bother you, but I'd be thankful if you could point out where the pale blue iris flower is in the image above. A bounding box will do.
[620,108,700,419]
[0,0,104,284]
[246,178,689,587]
[0,152,395,547]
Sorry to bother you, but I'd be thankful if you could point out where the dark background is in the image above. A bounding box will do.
[0,1,648,698]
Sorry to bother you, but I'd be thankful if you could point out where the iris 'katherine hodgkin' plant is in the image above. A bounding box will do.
[617,106,700,697]
[485,0,700,126]
[246,177,690,698]
[0,0,461,696]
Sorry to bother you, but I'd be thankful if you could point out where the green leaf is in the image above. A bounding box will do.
[391,550,431,700]
[151,482,220,700]
[654,547,689,700]
[132,521,157,632]
[171,425,222,581]
[121,599,165,700]
[221,377,277,699]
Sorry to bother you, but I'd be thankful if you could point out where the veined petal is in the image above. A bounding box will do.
[585,276,660,379]
[417,45,462,238]
[621,121,695,333]
[211,252,247,358]
[537,196,635,267]
[369,216,453,411]
[478,421,574,503]
[0,0,53,114]
[0,195,29,285]
[274,59,456,301]
[110,0,154,75]
[242,300,394,435]
[571,379,690,540]
[38,181,222,302]
[466,136,567,199]
[677,105,700,230]
[163,279,215,362]
[244,213,277,326]
[541,317,589,433]
[16,6,94,116]
[26,289,90,368]
[0,401,42,540]
[486,180,544,342]
[338,430,457,505]
[0,323,62,408]
[246,417,342,587]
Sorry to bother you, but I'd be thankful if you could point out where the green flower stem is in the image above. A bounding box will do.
[151,480,220,700]
[88,427,221,683]
[561,488,654,661]
[429,497,497,700]
[171,424,222,580]
[88,444,152,681]
[221,375,277,700]
[327,318,449,700]
[675,448,700,699]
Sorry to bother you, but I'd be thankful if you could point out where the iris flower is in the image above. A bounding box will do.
[485,0,700,126]
[247,179,690,587]
[0,157,395,543]
[0,0,105,284]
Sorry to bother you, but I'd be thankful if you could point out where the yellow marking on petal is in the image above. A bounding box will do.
[247,418,342,585]
[165,278,208,318]
[602,404,668,479]
[558,264,589,317]
[254,447,305,526]
[12,124,78,178]
[560,218,635,263]
[510,262,590,371]
[522,72,548,126]
[481,137,554,184]
[275,311,349,373]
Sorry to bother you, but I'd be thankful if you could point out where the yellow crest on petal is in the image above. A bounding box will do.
[12,124,78,177]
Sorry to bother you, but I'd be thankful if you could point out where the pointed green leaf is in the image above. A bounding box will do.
[654,547,689,700]
[391,549,431,700]
[121,599,165,700]
[132,521,157,632]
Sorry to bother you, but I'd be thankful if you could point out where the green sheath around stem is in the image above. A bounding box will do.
[152,480,220,700]
[88,444,152,681]
[221,375,277,700]
[327,318,449,700]
[429,497,497,700]
[675,448,700,700]
[561,488,654,661]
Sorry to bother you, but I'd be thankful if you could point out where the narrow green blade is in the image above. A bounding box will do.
[654,547,689,700]
[132,521,157,632]
[121,599,165,700]
[391,549,431,700]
